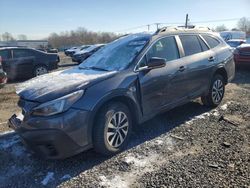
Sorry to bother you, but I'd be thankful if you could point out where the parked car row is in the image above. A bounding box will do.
[226,39,246,49]
[233,44,250,65]
[0,47,60,81]
[64,45,90,56]
[72,44,105,64]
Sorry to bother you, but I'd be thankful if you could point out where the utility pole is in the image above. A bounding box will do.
[147,24,150,31]
[155,23,160,30]
[185,14,189,28]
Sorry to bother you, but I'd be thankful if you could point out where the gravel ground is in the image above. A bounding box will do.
[0,68,249,188]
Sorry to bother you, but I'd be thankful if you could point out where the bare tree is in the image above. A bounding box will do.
[1,32,15,41]
[237,17,250,33]
[215,25,228,32]
[48,27,119,49]
[17,34,28,40]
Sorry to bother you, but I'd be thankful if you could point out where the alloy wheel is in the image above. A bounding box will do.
[212,79,224,104]
[35,66,48,76]
[106,111,129,148]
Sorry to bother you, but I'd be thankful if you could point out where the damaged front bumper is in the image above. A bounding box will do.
[8,109,93,159]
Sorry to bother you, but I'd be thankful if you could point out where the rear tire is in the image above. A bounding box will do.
[34,65,48,77]
[93,102,132,155]
[201,74,225,107]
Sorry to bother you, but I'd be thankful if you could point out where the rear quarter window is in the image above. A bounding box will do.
[202,35,220,48]
[179,35,202,56]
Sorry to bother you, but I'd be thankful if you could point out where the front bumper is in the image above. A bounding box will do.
[72,56,82,63]
[8,109,92,159]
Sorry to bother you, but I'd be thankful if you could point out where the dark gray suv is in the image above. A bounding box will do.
[9,27,235,159]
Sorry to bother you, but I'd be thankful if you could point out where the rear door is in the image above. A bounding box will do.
[12,49,36,76]
[177,34,215,98]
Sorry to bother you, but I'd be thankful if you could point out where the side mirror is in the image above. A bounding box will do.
[147,57,166,69]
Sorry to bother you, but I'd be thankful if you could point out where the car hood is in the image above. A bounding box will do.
[16,67,117,103]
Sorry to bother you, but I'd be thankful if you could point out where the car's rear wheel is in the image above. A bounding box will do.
[201,74,225,107]
[93,102,132,155]
[34,65,48,77]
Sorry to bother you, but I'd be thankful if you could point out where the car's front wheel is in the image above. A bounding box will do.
[93,102,132,155]
[201,74,225,107]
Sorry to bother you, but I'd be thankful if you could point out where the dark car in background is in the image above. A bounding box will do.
[64,47,78,56]
[0,47,60,80]
[0,56,7,88]
[9,27,235,159]
[227,39,246,48]
[65,45,91,57]
[234,44,250,66]
[72,44,105,63]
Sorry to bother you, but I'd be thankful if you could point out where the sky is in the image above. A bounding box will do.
[0,0,249,39]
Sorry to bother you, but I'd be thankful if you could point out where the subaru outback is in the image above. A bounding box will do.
[9,27,235,159]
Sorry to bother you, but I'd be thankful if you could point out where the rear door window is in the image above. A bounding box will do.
[198,36,209,51]
[201,35,220,48]
[147,36,180,61]
[0,50,11,60]
[179,35,202,56]
[13,49,34,58]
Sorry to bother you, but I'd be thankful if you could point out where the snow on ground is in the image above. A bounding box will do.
[0,134,20,149]
[41,172,55,186]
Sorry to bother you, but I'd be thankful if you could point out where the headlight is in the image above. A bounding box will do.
[32,90,84,116]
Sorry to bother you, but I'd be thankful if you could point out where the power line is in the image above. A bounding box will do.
[114,17,250,33]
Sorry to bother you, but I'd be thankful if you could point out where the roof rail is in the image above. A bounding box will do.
[154,26,178,35]
[155,25,212,35]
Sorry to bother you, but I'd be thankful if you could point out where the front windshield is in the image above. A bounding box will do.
[79,34,150,71]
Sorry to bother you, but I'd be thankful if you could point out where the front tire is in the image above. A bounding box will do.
[93,102,132,155]
[201,74,225,107]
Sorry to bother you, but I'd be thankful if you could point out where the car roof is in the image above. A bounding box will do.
[0,47,33,50]
[237,43,250,48]
[227,39,246,42]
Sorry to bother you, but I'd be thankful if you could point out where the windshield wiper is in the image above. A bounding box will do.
[79,66,109,71]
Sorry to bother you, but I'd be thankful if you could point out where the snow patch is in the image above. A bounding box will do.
[154,139,163,145]
[0,135,20,149]
[99,175,129,188]
[211,109,220,117]
[220,104,228,110]
[16,67,116,100]
[41,172,54,186]
[60,174,71,180]
[185,113,211,125]
[11,145,26,156]
[220,101,232,111]
[0,130,14,136]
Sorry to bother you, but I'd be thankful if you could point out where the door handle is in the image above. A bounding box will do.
[179,66,185,72]
[208,56,215,62]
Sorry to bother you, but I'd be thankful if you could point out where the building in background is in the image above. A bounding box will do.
[0,40,48,49]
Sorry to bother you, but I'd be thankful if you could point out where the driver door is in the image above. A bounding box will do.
[137,36,183,116]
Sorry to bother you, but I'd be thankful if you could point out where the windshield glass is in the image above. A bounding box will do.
[79,34,150,71]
